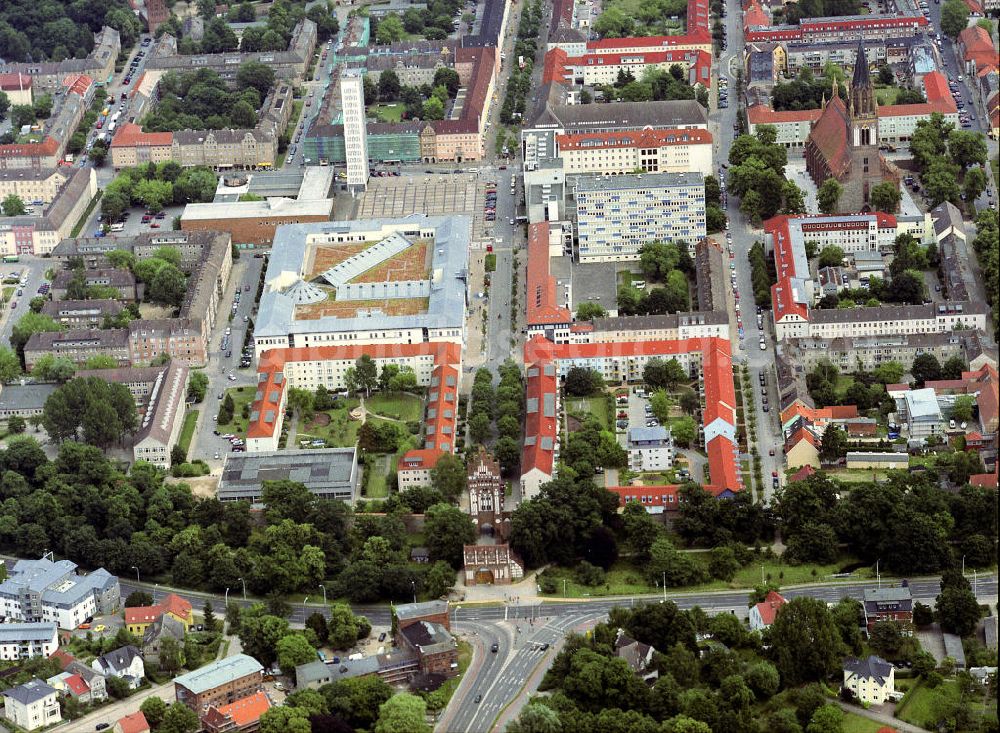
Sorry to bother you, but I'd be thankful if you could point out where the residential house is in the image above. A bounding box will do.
[92,645,144,689]
[46,671,93,703]
[49,653,108,702]
[749,591,787,631]
[0,384,57,420]
[843,655,895,704]
[391,449,442,489]
[114,711,151,733]
[142,614,186,668]
[0,623,59,660]
[862,586,913,633]
[2,679,61,731]
[614,629,658,683]
[784,427,820,469]
[174,655,264,713]
[393,601,451,633]
[627,426,675,472]
[201,690,271,733]
[125,593,194,636]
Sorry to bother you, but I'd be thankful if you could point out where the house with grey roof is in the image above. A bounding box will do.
[0,557,120,630]
[615,628,658,683]
[0,623,58,660]
[174,654,263,712]
[131,361,190,470]
[627,425,674,472]
[142,613,186,667]
[862,586,913,632]
[843,655,895,704]
[2,679,61,730]
[92,645,144,689]
[0,384,58,420]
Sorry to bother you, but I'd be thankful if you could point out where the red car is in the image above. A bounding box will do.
[150,223,161,228]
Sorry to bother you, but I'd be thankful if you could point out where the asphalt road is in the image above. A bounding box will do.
[0,258,51,346]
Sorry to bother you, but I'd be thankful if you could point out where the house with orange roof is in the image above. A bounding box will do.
[520,360,560,500]
[785,427,821,469]
[109,123,174,169]
[397,449,445,489]
[124,593,193,636]
[201,690,271,733]
[526,223,573,343]
[749,590,787,630]
[0,72,32,105]
[958,26,996,77]
[114,711,151,733]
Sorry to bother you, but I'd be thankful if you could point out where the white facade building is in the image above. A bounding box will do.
[843,656,895,705]
[0,557,120,631]
[627,426,674,472]
[2,680,61,731]
[0,623,59,661]
[341,70,370,191]
[574,172,705,262]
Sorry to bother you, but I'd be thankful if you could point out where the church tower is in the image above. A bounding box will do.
[848,40,878,148]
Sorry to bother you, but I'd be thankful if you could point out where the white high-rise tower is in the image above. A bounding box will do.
[341,69,370,191]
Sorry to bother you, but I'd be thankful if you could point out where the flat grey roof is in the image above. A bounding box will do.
[218,448,358,503]
[0,623,57,642]
[0,384,58,412]
[173,654,262,695]
[576,171,704,193]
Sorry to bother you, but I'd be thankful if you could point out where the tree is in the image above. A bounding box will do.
[948,130,988,170]
[950,395,975,423]
[820,425,846,462]
[564,367,604,396]
[911,353,942,386]
[672,416,697,448]
[149,263,187,307]
[817,179,842,215]
[745,661,780,700]
[770,598,845,685]
[935,572,981,637]
[0,346,20,383]
[188,371,208,402]
[140,697,167,728]
[817,245,844,268]
[7,415,25,434]
[424,560,454,599]
[277,633,316,675]
[354,355,378,396]
[0,91,8,122]
[508,703,562,733]
[235,61,275,98]
[125,591,154,607]
[260,706,312,733]
[806,704,843,733]
[429,453,466,502]
[963,166,988,203]
[2,194,26,217]
[923,159,962,207]
[159,702,199,733]
[10,104,35,129]
[644,358,688,390]
[576,302,607,321]
[422,96,444,120]
[647,536,706,587]
[158,635,184,673]
[376,15,405,45]
[203,601,218,633]
[374,693,429,733]
[327,604,367,649]
[425,503,476,569]
[941,0,970,37]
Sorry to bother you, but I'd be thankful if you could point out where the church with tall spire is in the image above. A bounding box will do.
[803,41,900,213]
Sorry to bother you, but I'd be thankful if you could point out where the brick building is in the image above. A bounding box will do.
[467,447,507,536]
[393,600,451,633]
[862,586,913,633]
[173,655,263,713]
[462,544,524,586]
[397,621,459,678]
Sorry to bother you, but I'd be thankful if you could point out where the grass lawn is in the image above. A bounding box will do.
[841,713,886,733]
[366,392,423,422]
[540,557,874,598]
[1,287,12,303]
[216,387,257,437]
[178,410,199,458]
[826,469,889,483]
[371,103,403,123]
[566,396,609,430]
[896,680,962,729]
[875,85,899,105]
[297,398,362,448]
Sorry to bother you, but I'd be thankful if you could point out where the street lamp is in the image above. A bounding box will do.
[131,566,140,583]
[410,580,416,605]
[237,577,247,600]
[319,584,327,605]
[225,587,230,606]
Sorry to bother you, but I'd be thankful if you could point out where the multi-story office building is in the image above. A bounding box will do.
[341,70,370,191]
[574,172,705,262]
[556,128,714,177]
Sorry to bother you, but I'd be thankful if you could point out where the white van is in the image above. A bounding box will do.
[109,222,125,232]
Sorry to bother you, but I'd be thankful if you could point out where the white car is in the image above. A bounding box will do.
[759,340,767,351]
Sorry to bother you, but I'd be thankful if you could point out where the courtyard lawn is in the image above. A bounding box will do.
[896,680,963,729]
[875,85,899,105]
[540,557,875,598]
[177,410,199,458]
[366,392,423,422]
[372,103,403,123]
[216,387,257,437]
[296,398,363,448]
[567,396,610,430]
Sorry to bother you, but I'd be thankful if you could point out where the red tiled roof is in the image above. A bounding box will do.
[424,363,459,452]
[160,593,192,619]
[556,127,713,152]
[110,122,173,149]
[50,650,76,670]
[808,94,851,177]
[543,48,569,85]
[0,136,60,158]
[766,216,810,323]
[748,104,822,125]
[706,435,741,490]
[399,448,445,472]
[64,674,89,696]
[961,0,983,12]
[786,426,819,449]
[744,0,770,29]
[790,465,816,482]
[117,712,151,733]
[0,73,31,91]
[62,74,94,98]
[970,472,998,487]
[203,691,271,729]
[124,593,191,625]
[521,359,559,478]
[526,223,572,327]
[753,590,787,625]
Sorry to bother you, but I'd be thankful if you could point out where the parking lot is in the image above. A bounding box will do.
[355,173,490,241]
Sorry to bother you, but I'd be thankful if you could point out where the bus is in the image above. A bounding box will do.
[2,256,19,264]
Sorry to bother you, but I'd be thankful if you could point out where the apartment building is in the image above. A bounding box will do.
[0,168,75,205]
[41,299,123,328]
[0,624,59,661]
[555,128,714,177]
[746,13,928,43]
[24,328,131,370]
[51,268,137,300]
[577,312,730,342]
[783,331,993,373]
[0,557,120,630]
[109,125,174,169]
[2,680,61,731]
[545,47,712,88]
[0,167,98,256]
[0,26,120,92]
[127,319,206,366]
[525,222,573,343]
[0,73,32,105]
[628,426,674,472]
[131,362,190,469]
[174,655,264,713]
[575,172,705,262]
[397,449,443,489]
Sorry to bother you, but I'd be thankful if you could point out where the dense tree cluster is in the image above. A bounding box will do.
[0,0,141,63]
[468,361,524,472]
[910,114,989,208]
[727,127,804,224]
[594,0,688,37]
[597,66,709,109]
[366,67,461,122]
[140,63,275,132]
[971,208,998,339]
[776,471,996,572]
[102,162,217,222]
[42,377,136,448]
[497,0,542,125]
[618,241,693,316]
[747,240,775,308]
[781,0,863,22]
[372,0,465,43]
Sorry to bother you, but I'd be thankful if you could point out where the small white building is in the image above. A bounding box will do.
[748,591,787,631]
[627,426,674,472]
[0,623,59,660]
[843,655,895,705]
[92,646,144,689]
[2,679,61,731]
